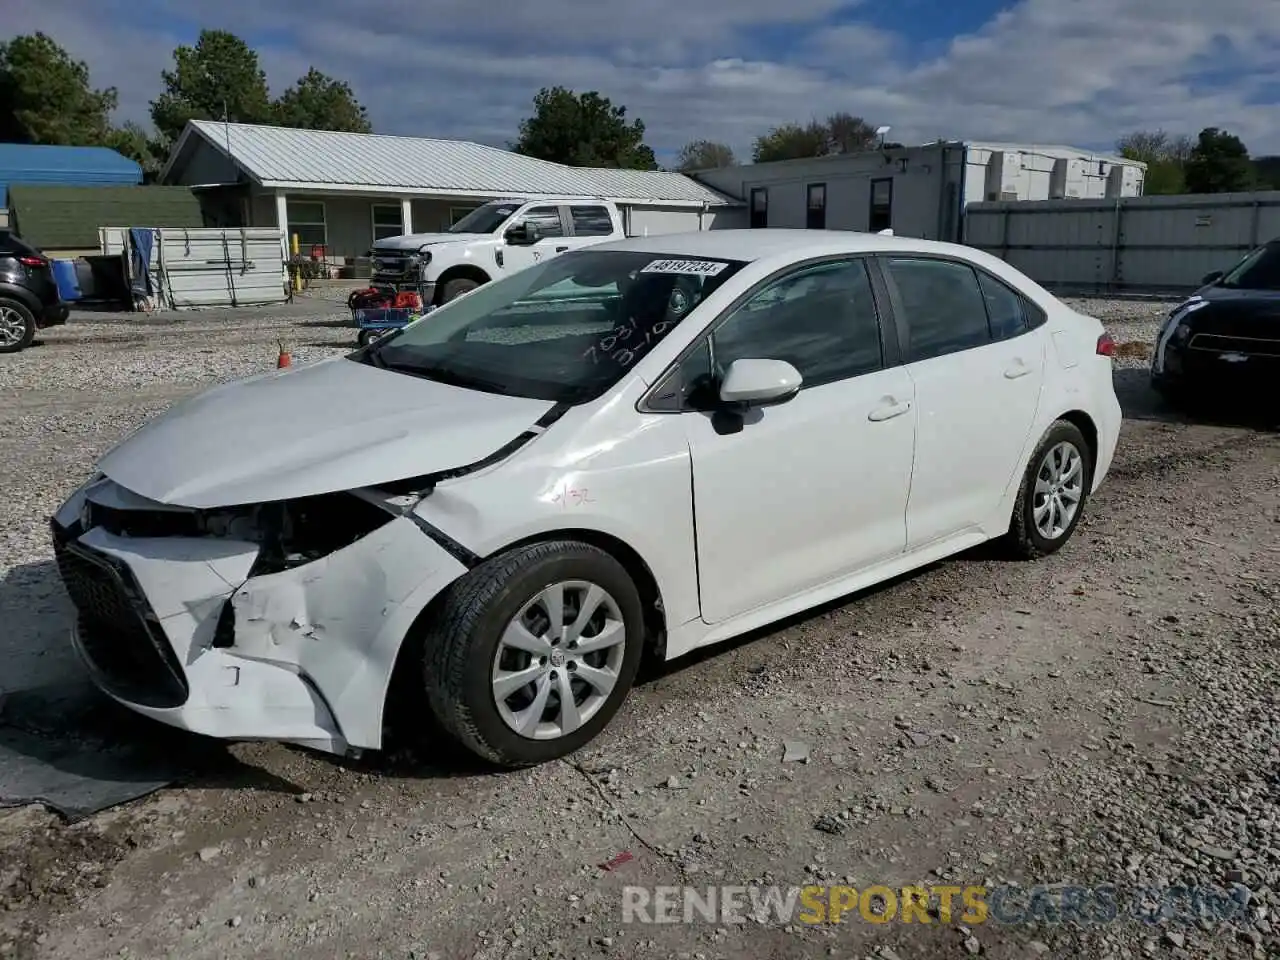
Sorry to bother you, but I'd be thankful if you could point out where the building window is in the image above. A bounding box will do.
[869,179,893,232]
[372,203,404,242]
[806,183,826,230]
[449,205,478,227]
[286,199,326,248]
[570,204,615,237]
[750,187,768,229]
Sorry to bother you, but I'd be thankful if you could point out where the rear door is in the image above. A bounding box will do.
[563,204,619,252]
[878,255,1046,549]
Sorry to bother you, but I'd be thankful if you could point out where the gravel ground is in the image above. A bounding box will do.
[3,291,1278,960]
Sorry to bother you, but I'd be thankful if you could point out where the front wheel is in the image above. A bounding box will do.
[1004,420,1094,559]
[422,541,645,767]
[439,277,480,304]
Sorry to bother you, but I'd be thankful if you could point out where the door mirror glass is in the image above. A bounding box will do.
[506,222,540,245]
[1201,270,1223,286]
[718,358,802,406]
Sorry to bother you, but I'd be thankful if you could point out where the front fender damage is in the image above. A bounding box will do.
[224,510,470,750]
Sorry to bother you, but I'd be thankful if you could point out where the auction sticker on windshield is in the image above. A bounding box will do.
[640,259,730,277]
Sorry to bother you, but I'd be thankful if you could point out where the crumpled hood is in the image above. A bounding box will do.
[96,356,555,509]
[372,232,490,253]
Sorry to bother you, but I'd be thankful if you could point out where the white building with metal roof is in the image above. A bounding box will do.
[161,120,743,265]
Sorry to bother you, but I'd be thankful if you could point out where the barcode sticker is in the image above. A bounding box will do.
[640,258,729,277]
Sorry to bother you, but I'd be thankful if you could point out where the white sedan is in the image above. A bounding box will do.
[50,230,1122,767]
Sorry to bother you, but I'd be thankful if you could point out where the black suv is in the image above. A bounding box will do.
[0,229,69,353]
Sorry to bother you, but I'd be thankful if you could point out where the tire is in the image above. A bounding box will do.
[422,541,645,768]
[1004,420,1094,560]
[0,298,36,354]
[357,329,378,347]
[440,278,480,304]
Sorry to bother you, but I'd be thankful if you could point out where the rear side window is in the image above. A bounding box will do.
[570,205,614,237]
[978,271,1028,339]
[0,230,40,257]
[885,257,991,362]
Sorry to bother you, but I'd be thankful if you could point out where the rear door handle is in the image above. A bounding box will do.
[1004,360,1032,379]
[868,400,912,422]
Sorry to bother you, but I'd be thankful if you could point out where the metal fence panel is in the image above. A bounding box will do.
[965,191,1280,294]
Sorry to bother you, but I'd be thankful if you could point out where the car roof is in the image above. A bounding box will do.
[596,229,974,263]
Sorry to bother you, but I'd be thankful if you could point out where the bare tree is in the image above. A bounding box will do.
[675,139,736,172]
[825,112,877,154]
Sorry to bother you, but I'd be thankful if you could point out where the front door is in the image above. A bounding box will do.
[500,204,570,273]
[676,257,916,624]
[879,256,1046,548]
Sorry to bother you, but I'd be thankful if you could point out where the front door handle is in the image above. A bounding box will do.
[1004,360,1032,379]
[556,245,569,252]
[868,399,912,422]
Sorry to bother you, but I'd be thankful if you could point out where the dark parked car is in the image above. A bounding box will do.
[1151,239,1280,403]
[0,229,69,353]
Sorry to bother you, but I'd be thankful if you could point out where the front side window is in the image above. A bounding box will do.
[711,258,883,389]
[448,200,521,234]
[885,257,991,362]
[514,205,565,238]
[362,250,748,403]
[1220,242,1280,290]
[571,205,614,237]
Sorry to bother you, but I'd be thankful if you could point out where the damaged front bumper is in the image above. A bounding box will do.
[50,476,469,754]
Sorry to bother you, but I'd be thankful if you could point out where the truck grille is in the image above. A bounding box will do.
[1188,334,1280,358]
[51,520,190,709]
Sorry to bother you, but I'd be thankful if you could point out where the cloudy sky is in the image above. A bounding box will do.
[8,0,1280,162]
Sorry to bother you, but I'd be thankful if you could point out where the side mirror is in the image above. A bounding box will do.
[1201,270,1224,286]
[506,222,540,245]
[718,358,802,406]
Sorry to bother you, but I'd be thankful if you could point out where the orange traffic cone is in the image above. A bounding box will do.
[277,340,291,368]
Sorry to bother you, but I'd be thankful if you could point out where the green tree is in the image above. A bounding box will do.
[752,113,882,163]
[0,32,117,145]
[273,68,371,133]
[103,121,168,182]
[1183,127,1254,194]
[752,121,830,163]
[675,139,736,172]
[513,87,657,169]
[1116,129,1194,194]
[150,30,273,143]
[1252,155,1280,190]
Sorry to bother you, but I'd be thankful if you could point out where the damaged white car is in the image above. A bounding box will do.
[52,230,1122,768]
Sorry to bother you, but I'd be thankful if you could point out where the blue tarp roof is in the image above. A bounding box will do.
[0,144,143,207]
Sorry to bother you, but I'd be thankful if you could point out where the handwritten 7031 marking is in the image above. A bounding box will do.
[551,483,595,508]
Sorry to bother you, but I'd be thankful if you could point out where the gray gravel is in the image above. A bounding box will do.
[3,291,1275,960]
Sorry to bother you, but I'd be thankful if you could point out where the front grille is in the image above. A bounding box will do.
[51,520,190,709]
[1188,334,1280,358]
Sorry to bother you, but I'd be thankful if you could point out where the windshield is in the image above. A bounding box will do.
[1219,242,1280,290]
[360,249,748,403]
[448,201,523,235]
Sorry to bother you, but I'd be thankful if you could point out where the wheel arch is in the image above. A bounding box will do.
[433,264,491,303]
[1055,409,1099,468]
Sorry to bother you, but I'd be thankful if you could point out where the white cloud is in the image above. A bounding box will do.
[5,0,1280,158]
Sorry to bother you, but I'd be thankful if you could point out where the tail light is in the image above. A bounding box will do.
[1096,333,1116,357]
[18,255,46,268]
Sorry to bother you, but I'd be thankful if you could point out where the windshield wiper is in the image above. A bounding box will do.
[379,360,513,394]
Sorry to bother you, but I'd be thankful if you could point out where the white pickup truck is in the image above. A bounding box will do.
[368,197,627,305]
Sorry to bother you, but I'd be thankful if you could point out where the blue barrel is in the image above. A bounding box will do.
[51,259,82,301]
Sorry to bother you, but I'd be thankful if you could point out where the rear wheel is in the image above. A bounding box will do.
[422,541,644,768]
[0,299,36,354]
[439,277,481,304]
[1004,420,1093,559]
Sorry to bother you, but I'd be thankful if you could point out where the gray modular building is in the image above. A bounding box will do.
[160,120,741,263]
[692,141,1147,242]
